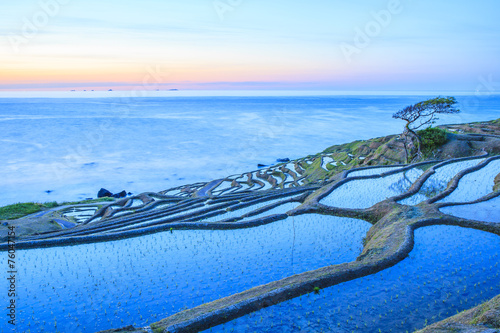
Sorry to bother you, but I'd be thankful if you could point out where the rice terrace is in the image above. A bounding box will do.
[2,108,499,333]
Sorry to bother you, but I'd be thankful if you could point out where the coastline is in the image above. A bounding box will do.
[1,118,499,333]
[2,94,499,208]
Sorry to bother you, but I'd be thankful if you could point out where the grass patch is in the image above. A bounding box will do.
[0,202,58,220]
[0,198,114,220]
[326,162,336,171]
[418,127,448,153]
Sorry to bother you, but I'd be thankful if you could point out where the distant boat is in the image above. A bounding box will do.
[169,89,178,91]
[108,89,113,91]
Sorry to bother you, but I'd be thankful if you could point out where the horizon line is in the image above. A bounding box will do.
[0,89,497,98]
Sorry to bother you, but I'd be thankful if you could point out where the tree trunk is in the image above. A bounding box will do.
[405,124,422,161]
[401,131,410,164]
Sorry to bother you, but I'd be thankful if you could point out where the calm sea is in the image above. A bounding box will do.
[0,92,498,206]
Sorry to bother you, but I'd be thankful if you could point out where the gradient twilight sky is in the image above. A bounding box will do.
[0,0,499,91]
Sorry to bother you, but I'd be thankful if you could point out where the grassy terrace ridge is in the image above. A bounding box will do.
[0,198,115,220]
[0,202,60,220]
[0,197,116,240]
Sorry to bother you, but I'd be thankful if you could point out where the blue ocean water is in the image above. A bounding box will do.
[0,93,498,206]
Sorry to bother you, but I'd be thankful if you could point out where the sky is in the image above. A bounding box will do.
[0,0,499,92]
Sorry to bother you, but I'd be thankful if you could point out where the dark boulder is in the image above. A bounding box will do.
[277,158,290,163]
[257,164,268,168]
[98,188,112,198]
[112,190,127,198]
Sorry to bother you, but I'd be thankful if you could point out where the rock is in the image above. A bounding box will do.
[97,188,128,198]
[257,164,268,168]
[112,190,127,198]
[98,188,112,198]
[494,173,500,192]
[127,192,132,196]
[45,190,53,194]
[277,158,290,163]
